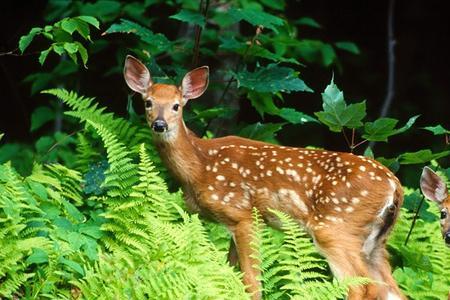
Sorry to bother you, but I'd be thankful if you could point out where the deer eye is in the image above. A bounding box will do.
[145,100,152,109]
[441,210,447,219]
[172,103,180,112]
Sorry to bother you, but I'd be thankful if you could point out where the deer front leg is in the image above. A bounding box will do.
[231,220,262,300]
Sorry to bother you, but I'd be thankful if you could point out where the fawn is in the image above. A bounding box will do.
[420,166,450,246]
[124,55,405,300]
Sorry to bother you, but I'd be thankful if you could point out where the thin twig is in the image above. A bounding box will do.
[380,0,396,118]
[404,195,425,246]
[342,129,352,150]
[191,0,210,67]
[47,130,82,153]
[352,139,368,150]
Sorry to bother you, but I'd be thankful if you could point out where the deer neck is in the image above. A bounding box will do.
[153,119,203,186]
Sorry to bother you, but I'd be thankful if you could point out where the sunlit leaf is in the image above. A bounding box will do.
[315,78,366,132]
[228,8,284,33]
[423,125,449,135]
[170,9,206,28]
[398,149,450,165]
[334,41,360,54]
[362,115,419,142]
[19,27,42,53]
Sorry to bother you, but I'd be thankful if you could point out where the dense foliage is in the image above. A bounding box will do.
[1,0,449,299]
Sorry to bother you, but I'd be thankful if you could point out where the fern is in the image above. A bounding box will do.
[249,209,370,300]
[389,204,450,300]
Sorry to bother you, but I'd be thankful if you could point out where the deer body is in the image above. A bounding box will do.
[124,56,405,300]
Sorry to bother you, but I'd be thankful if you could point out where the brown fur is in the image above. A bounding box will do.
[124,56,405,299]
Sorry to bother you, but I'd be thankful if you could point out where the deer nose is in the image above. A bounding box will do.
[445,232,450,245]
[152,119,168,133]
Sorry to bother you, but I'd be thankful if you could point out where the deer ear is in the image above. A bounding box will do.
[420,166,448,203]
[181,66,209,104]
[124,55,152,95]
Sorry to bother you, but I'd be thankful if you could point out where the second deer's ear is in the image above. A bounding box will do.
[181,66,209,104]
[420,166,448,203]
[124,55,152,95]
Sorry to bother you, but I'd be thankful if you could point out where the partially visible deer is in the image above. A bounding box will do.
[124,55,405,300]
[420,166,450,247]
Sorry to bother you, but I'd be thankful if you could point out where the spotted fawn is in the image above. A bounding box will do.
[123,55,405,300]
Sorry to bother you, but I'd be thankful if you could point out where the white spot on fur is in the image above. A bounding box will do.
[360,190,369,197]
[216,175,225,181]
[211,194,219,201]
[345,206,354,213]
[351,197,360,204]
[359,165,366,172]
[208,185,214,191]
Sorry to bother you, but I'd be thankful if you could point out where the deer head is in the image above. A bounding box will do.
[420,166,450,246]
[123,55,209,140]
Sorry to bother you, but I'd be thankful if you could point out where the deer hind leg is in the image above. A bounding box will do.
[314,233,379,300]
[231,219,262,300]
[370,247,405,300]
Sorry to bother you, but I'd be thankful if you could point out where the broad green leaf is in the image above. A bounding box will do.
[0,133,3,141]
[52,44,65,55]
[63,42,78,54]
[170,9,206,28]
[398,149,450,165]
[260,0,285,10]
[19,27,42,53]
[61,18,78,34]
[31,106,55,131]
[247,92,279,117]
[62,198,85,223]
[362,115,419,142]
[59,257,84,275]
[363,146,374,158]
[278,108,318,124]
[27,181,48,201]
[423,125,449,135]
[39,47,52,65]
[78,0,121,23]
[295,17,321,28]
[104,19,171,54]
[235,64,312,94]
[190,107,238,121]
[75,42,88,66]
[335,41,360,54]
[228,8,284,33]
[219,37,299,64]
[238,122,284,143]
[35,136,54,154]
[314,79,366,132]
[76,16,100,29]
[26,248,49,265]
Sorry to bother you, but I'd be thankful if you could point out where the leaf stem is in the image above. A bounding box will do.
[404,195,425,246]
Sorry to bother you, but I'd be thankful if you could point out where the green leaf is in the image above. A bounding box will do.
[28,181,48,201]
[62,198,85,223]
[228,8,284,33]
[38,47,52,65]
[362,115,419,142]
[76,16,100,29]
[260,0,285,11]
[19,27,42,53]
[278,108,318,124]
[295,17,321,28]
[238,122,284,143]
[334,41,360,54]
[35,136,54,154]
[398,149,450,165]
[26,248,49,265]
[247,92,279,117]
[61,18,78,34]
[314,78,366,132]
[63,42,78,54]
[190,107,238,121]
[235,64,313,94]
[75,42,88,66]
[0,133,3,141]
[170,9,206,28]
[104,19,171,54]
[423,124,449,135]
[31,106,55,131]
[59,257,85,276]
[363,146,374,158]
